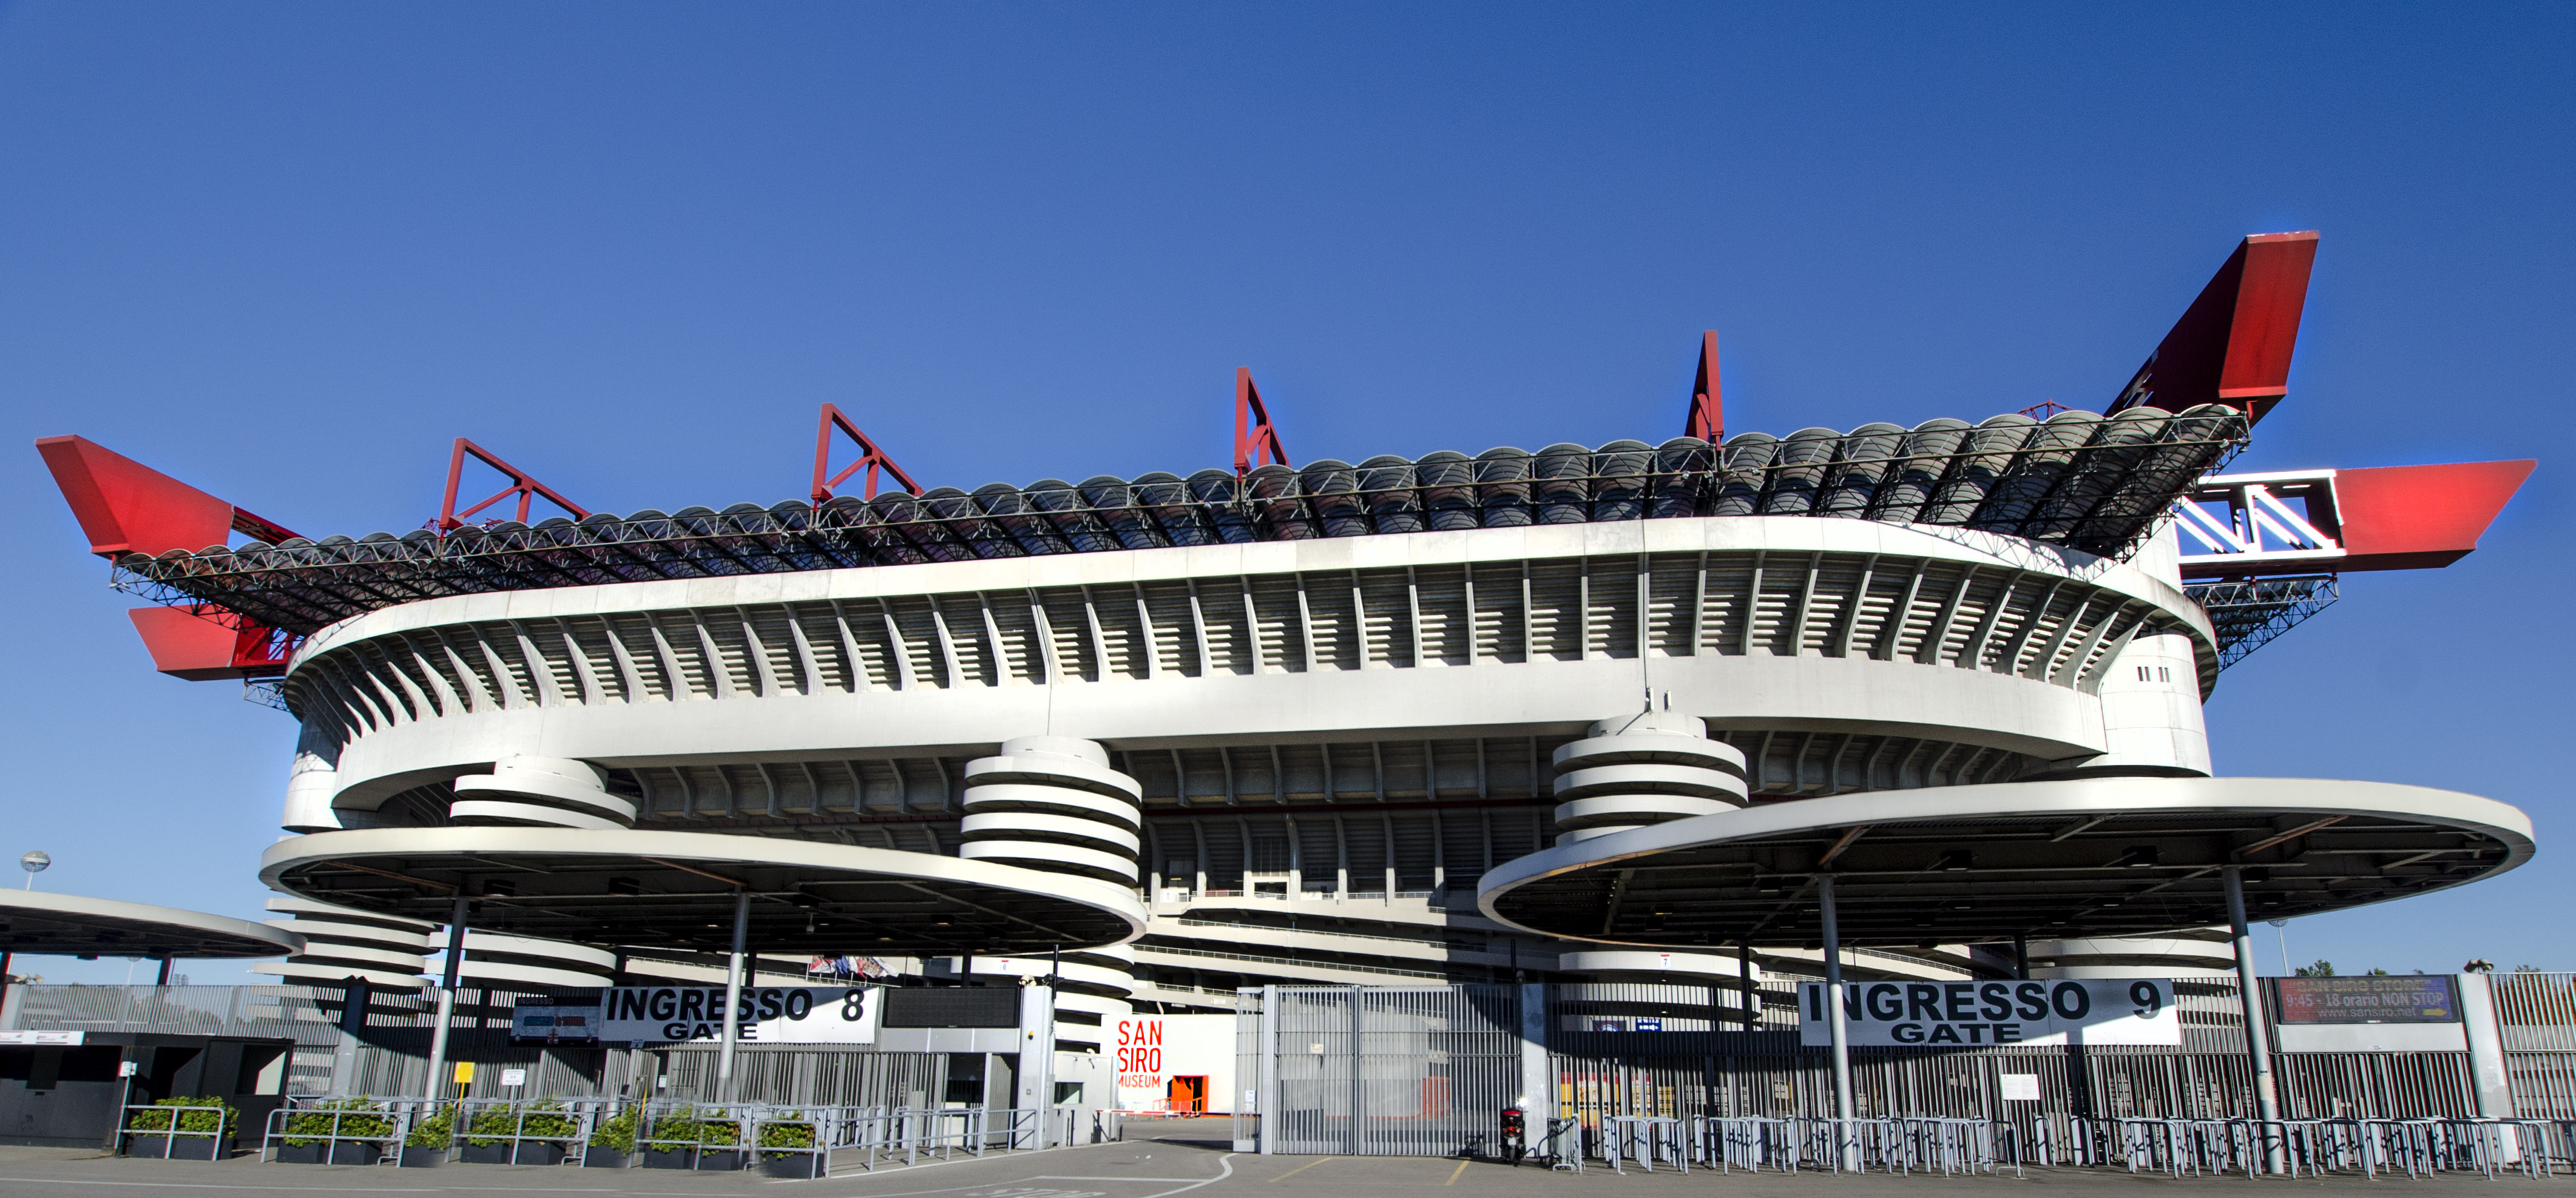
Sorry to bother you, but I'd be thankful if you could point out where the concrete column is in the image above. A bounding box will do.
[1817,875,1857,1171]
[2458,972,2515,1119]
[328,977,367,1094]
[1256,984,1279,1155]
[421,897,468,1100]
[1517,982,1549,1118]
[1016,983,1057,1143]
[714,890,749,1103]
[2223,866,2286,1173]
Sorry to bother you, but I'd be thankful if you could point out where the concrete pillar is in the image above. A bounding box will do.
[1517,982,1549,1120]
[1016,983,1056,1142]
[1256,984,1279,1154]
[2458,973,2515,1119]
[2223,866,2287,1173]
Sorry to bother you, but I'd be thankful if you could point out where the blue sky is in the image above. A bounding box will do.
[1,2,2566,984]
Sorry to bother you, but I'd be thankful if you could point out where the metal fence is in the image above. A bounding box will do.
[1233,979,2509,1159]
[8,984,349,1094]
[1257,984,1520,1156]
[2494,971,2576,1129]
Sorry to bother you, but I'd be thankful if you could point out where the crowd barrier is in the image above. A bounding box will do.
[1655,1114,2566,1179]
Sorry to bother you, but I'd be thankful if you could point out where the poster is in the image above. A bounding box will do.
[598,985,882,1045]
[1799,979,2179,1046]
[2275,976,2457,1024]
[1111,1014,1237,1112]
[510,1000,599,1044]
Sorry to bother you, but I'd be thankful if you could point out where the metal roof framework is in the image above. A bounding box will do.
[115,405,2248,639]
[1478,778,2532,950]
[0,890,306,959]
[260,827,1144,956]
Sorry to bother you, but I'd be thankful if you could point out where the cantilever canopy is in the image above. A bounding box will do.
[1478,777,2534,949]
[0,890,305,959]
[259,827,1144,955]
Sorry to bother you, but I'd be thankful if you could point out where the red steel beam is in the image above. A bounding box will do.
[438,439,590,531]
[128,607,296,681]
[1684,331,1724,442]
[2331,459,2536,573]
[811,404,923,502]
[1234,368,1290,477]
[35,435,301,556]
[2109,231,2319,425]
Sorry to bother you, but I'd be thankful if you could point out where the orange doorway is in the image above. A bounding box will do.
[1167,1075,1208,1113]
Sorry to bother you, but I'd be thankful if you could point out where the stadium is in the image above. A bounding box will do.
[22,231,2544,1146]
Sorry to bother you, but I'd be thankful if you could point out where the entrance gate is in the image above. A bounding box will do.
[1256,984,1520,1156]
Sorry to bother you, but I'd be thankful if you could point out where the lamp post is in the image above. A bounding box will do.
[19,850,49,890]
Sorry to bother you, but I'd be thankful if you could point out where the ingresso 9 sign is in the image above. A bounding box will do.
[1800,979,2180,1047]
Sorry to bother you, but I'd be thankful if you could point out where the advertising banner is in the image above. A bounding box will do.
[598,985,882,1045]
[1799,979,2179,1047]
[2275,976,2458,1024]
[510,998,600,1044]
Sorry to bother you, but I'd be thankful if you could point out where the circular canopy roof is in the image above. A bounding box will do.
[0,891,305,959]
[1479,778,2534,950]
[260,827,1144,955]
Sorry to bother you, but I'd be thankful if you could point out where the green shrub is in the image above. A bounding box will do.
[697,1109,743,1148]
[283,1097,391,1147]
[640,1106,704,1153]
[466,1101,579,1148]
[589,1108,639,1153]
[758,1112,815,1160]
[125,1096,239,1140]
[404,1105,455,1149]
[519,1102,576,1143]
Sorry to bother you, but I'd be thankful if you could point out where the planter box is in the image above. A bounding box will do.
[763,1153,826,1179]
[275,1142,382,1165]
[397,1147,447,1168]
[580,1147,629,1169]
[698,1149,746,1171]
[123,1134,229,1160]
[461,1141,569,1166]
[640,1146,696,1170]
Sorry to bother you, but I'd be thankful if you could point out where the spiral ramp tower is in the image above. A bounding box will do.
[1550,710,1749,846]
[450,757,636,829]
[254,897,431,990]
[956,737,1145,1049]
[445,932,617,990]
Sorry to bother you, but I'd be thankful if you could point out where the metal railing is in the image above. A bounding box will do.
[119,1103,236,1159]
[443,1097,613,1163]
[248,1096,1092,1173]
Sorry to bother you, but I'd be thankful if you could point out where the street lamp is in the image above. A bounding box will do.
[2267,918,2289,974]
[18,850,48,890]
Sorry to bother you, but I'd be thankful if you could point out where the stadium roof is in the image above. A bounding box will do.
[113,405,2246,638]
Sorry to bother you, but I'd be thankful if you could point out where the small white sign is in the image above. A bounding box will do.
[1999,1072,2041,1101]
[0,1031,84,1046]
[499,1068,528,1087]
[118,1060,139,1078]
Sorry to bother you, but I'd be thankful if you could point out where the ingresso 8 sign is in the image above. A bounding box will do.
[597,986,882,1045]
[1800,979,2180,1047]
